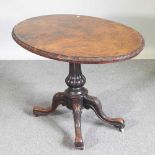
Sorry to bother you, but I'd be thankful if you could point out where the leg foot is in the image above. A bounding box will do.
[33,92,66,116]
[72,98,84,150]
[83,95,125,132]
[113,122,125,132]
[120,128,125,133]
[74,141,84,150]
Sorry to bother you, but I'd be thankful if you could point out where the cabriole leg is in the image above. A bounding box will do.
[83,95,125,132]
[33,92,66,116]
[72,98,84,150]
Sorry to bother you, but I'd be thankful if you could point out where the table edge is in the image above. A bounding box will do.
[12,27,145,64]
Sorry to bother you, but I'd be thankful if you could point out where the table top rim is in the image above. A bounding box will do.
[12,14,145,64]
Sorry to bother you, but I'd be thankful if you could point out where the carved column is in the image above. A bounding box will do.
[65,63,86,88]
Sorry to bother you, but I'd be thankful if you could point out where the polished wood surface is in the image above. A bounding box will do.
[12,14,144,64]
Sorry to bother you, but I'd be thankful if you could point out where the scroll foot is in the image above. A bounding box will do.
[33,92,66,116]
[83,95,125,132]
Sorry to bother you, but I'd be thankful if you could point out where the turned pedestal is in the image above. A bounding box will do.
[33,63,125,149]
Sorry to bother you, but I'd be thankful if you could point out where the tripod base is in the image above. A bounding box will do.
[33,87,125,150]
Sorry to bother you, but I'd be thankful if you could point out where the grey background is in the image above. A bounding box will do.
[0,60,155,154]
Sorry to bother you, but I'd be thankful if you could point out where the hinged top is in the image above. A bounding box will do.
[12,14,144,64]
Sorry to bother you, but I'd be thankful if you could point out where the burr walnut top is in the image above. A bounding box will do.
[12,14,144,64]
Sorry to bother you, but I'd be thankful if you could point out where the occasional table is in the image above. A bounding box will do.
[12,14,144,150]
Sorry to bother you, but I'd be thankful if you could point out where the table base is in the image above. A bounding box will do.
[33,63,125,150]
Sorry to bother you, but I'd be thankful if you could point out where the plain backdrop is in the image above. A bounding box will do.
[0,0,155,60]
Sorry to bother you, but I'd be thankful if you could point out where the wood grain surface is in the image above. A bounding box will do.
[12,14,144,64]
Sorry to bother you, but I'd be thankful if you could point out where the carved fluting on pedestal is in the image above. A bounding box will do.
[65,63,86,88]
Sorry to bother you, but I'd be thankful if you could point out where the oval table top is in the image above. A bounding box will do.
[12,14,144,64]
